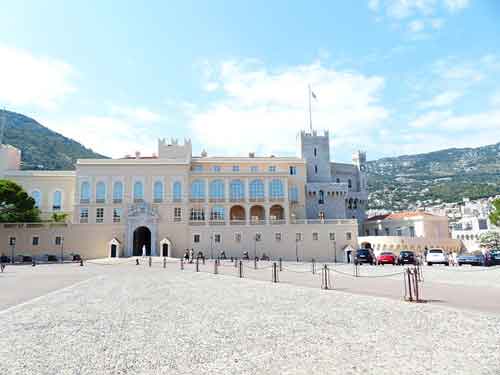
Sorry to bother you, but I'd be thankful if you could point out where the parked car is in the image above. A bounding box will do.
[426,248,449,266]
[355,249,374,265]
[0,255,11,263]
[488,250,500,266]
[377,252,397,265]
[47,254,58,262]
[397,250,416,265]
[457,252,486,266]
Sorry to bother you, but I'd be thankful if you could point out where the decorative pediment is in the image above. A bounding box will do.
[128,202,159,219]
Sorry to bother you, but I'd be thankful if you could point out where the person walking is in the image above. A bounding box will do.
[189,248,194,264]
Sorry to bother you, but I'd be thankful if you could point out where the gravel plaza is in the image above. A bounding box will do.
[1,259,499,375]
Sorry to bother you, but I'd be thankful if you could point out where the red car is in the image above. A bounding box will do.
[377,252,397,265]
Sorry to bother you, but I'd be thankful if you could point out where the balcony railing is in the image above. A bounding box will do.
[113,198,122,204]
[249,197,265,202]
[230,219,246,225]
[269,196,285,202]
[270,219,286,225]
[153,198,163,203]
[229,197,245,202]
[209,198,226,203]
[174,217,182,222]
[209,219,226,225]
[189,220,206,225]
[95,199,105,204]
[189,197,205,203]
[80,199,89,204]
[250,219,266,225]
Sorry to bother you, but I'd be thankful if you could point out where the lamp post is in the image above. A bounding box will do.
[210,234,213,259]
[333,240,337,263]
[254,234,257,260]
[10,241,15,264]
[295,237,299,262]
[60,237,64,263]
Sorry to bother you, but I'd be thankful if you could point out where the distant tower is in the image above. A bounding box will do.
[300,130,332,182]
[352,150,367,192]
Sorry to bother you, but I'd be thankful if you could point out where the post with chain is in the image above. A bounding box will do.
[254,257,257,270]
[238,260,243,278]
[321,264,331,290]
[234,258,238,268]
[312,258,316,275]
[196,258,199,272]
[405,268,413,302]
[180,258,184,270]
[272,262,279,283]
[413,267,420,302]
[279,257,282,271]
[163,257,166,269]
[149,256,152,267]
[214,259,218,275]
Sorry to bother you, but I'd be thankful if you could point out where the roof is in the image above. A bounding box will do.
[366,211,438,222]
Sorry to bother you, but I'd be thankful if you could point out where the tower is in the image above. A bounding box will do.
[300,130,332,182]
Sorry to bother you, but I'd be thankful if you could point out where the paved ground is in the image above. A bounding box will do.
[1,260,499,374]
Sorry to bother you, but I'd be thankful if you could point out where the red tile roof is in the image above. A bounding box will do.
[366,211,436,222]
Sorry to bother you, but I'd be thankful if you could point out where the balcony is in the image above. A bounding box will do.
[189,197,205,203]
[249,197,265,202]
[250,219,266,225]
[270,219,286,225]
[153,198,163,203]
[189,220,206,226]
[229,197,245,202]
[209,198,226,203]
[209,219,226,225]
[230,219,246,225]
[113,198,122,204]
[269,196,285,202]
[95,199,105,204]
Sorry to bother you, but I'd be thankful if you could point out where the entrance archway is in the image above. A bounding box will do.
[111,244,117,257]
[133,226,151,256]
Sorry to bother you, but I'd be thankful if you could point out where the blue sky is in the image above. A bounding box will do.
[0,0,499,161]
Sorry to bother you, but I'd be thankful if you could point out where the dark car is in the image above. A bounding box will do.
[47,254,58,262]
[398,250,416,265]
[72,254,82,262]
[355,249,374,265]
[489,250,500,266]
[457,252,486,266]
[0,255,11,263]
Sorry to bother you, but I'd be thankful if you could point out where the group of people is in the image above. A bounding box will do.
[183,249,205,263]
[182,248,271,262]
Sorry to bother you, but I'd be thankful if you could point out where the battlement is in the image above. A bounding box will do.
[157,138,192,160]
[300,130,329,138]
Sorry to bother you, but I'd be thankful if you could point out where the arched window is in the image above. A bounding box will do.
[314,165,318,174]
[249,179,264,200]
[230,180,244,200]
[209,179,225,200]
[53,191,62,211]
[190,180,205,200]
[210,206,225,221]
[133,181,144,202]
[348,179,352,189]
[318,190,325,204]
[113,181,123,203]
[269,179,284,200]
[80,181,90,203]
[173,181,182,201]
[96,182,106,203]
[289,185,299,202]
[31,190,41,208]
[153,181,163,202]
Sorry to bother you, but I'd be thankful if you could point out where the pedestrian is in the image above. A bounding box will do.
[189,248,194,263]
[0,263,5,272]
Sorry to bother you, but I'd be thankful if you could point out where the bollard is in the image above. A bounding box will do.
[272,262,279,283]
[353,262,359,277]
[202,257,205,265]
[149,256,152,267]
[180,258,184,270]
[80,259,84,267]
[163,257,166,269]
[238,260,243,278]
[234,258,238,268]
[321,264,331,290]
[413,267,420,302]
[214,259,218,274]
[32,259,36,267]
[279,257,282,272]
[312,258,316,275]
[196,258,199,272]
[405,268,413,302]
[254,257,257,270]
[136,258,140,266]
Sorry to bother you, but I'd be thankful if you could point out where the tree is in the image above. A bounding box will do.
[479,231,500,250]
[0,179,40,222]
[489,198,500,227]
[51,212,68,223]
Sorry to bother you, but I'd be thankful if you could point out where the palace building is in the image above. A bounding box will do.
[0,130,367,261]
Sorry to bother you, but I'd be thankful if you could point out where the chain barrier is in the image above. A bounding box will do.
[238,260,243,278]
[321,265,331,290]
[403,267,422,302]
[272,262,279,283]
[312,259,316,275]
[214,259,219,275]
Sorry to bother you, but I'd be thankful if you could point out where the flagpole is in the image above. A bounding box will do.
[308,84,312,132]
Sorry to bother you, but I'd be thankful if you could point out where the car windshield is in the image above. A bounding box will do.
[400,251,413,255]
[380,252,393,256]
[357,250,370,255]
[429,249,443,254]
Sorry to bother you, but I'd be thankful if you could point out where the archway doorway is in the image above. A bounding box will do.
[162,243,168,257]
[133,226,151,256]
[160,238,172,257]
[111,244,117,257]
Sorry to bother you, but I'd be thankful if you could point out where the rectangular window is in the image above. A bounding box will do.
[275,232,282,242]
[385,228,390,236]
[32,236,39,246]
[96,208,104,223]
[190,208,205,221]
[212,165,221,172]
[113,208,122,223]
[289,166,297,175]
[193,234,200,243]
[409,226,415,237]
[55,236,63,246]
[329,232,335,241]
[365,230,370,236]
[268,165,276,172]
[312,232,319,241]
[346,232,352,241]
[232,165,240,172]
[192,165,203,172]
[396,228,403,237]
[174,207,182,222]
[250,166,258,173]
[9,237,16,246]
[374,228,379,236]
[80,208,89,223]
[295,232,302,242]
[289,186,299,203]
[234,232,242,242]
[214,234,221,243]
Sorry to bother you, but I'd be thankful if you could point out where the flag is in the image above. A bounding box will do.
[311,91,317,100]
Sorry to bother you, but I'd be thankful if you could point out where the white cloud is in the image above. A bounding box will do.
[419,90,463,108]
[430,18,444,29]
[110,105,161,123]
[409,20,425,33]
[0,44,76,110]
[409,110,452,128]
[440,111,500,131]
[188,60,388,156]
[45,115,155,157]
[444,0,470,12]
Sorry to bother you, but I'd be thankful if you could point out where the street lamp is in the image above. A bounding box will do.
[210,233,214,259]
[295,235,299,262]
[60,236,64,263]
[10,241,15,264]
[333,240,337,263]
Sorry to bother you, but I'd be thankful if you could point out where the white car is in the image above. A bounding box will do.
[426,248,449,266]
